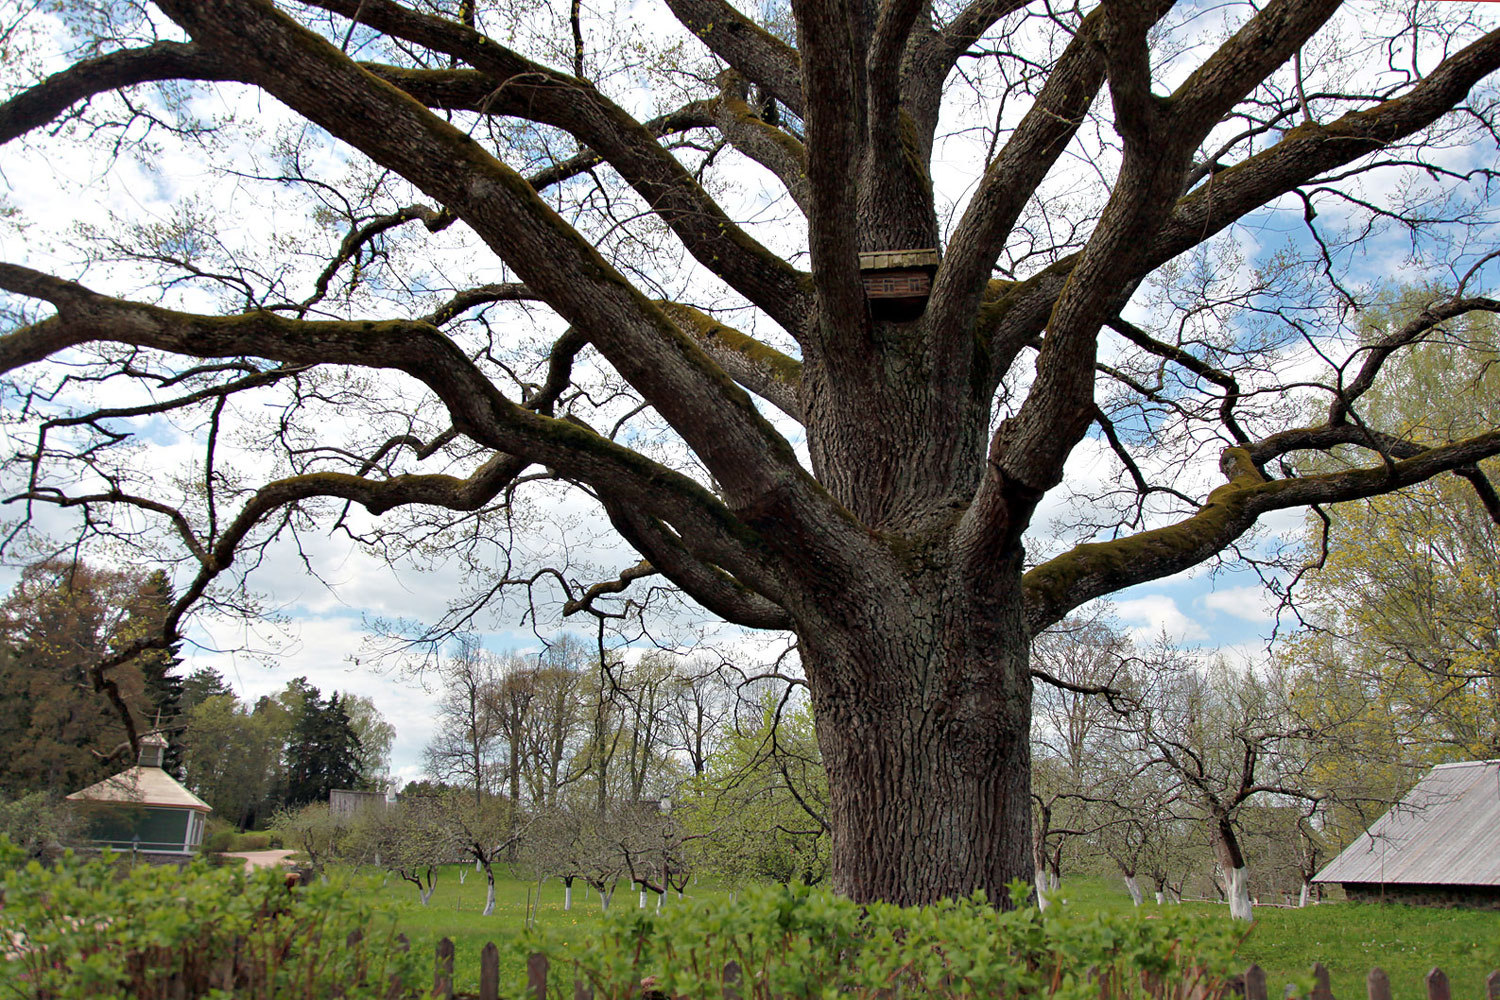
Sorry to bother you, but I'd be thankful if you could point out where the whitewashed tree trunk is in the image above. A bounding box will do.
[564,883,573,911]
[459,867,468,885]
[1225,866,1252,921]
[598,888,610,912]
[1154,890,1165,905]
[655,891,663,914]
[1123,875,1143,906]
[419,884,435,906]
[1034,870,1051,910]
[1299,882,1310,907]
[1047,871,1059,891]
[638,885,647,909]
[483,869,496,916]
[1169,887,1182,904]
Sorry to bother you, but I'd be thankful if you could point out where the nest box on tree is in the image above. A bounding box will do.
[858,248,941,320]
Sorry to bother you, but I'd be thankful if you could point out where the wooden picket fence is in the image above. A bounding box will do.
[418,939,1500,1000]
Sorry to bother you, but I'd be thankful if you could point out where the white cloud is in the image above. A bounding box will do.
[1202,586,1275,625]
[1111,594,1208,643]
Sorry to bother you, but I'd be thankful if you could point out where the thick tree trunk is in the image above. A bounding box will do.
[563,878,573,911]
[1123,875,1143,906]
[801,570,1034,906]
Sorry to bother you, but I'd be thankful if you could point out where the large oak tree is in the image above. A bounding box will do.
[2,0,1500,903]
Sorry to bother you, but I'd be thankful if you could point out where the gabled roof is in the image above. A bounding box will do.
[1313,760,1500,887]
[66,765,212,812]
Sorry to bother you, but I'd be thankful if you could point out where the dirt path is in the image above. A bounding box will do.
[223,849,297,870]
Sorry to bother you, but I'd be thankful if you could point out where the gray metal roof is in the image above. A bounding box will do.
[1313,760,1500,887]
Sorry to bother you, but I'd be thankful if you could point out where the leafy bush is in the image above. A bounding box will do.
[0,795,80,863]
[520,882,1246,1000]
[228,832,273,852]
[202,830,236,854]
[0,839,424,999]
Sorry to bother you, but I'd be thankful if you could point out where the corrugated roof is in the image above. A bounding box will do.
[1313,760,1500,886]
[66,766,212,812]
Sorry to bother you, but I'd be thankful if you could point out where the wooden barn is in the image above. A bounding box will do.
[1313,759,1500,908]
[65,732,211,861]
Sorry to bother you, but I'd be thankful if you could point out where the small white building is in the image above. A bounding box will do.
[66,732,212,858]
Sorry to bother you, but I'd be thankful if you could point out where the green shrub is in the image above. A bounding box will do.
[519,882,1247,1000]
[0,838,424,999]
[228,832,272,852]
[202,830,235,853]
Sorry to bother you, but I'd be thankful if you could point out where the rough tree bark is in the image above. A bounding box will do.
[2,0,1500,906]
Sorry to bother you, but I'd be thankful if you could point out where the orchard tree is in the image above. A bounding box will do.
[3,0,1500,904]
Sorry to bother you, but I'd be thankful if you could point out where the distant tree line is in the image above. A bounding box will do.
[0,559,394,835]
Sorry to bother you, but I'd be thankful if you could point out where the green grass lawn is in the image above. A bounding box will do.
[1047,876,1500,1000]
[339,868,1500,999]
[341,865,739,994]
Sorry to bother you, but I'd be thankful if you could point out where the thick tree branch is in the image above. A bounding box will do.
[423,283,538,326]
[914,0,1032,94]
[714,74,810,214]
[0,41,236,146]
[928,12,1106,350]
[294,0,809,333]
[794,0,869,346]
[1105,316,1249,445]
[148,1,820,527]
[981,25,1500,397]
[1023,433,1500,632]
[0,263,788,595]
[1328,296,1500,426]
[663,0,804,118]
[659,302,804,422]
[602,501,795,630]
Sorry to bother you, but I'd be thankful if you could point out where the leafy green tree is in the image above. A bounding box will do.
[343,693,396,792]
[680,696,830,887]
[180,692,287,829]
[0,561,155,795]
[351,795,451,905]
[180,667,234,712]
[1279,291,1500,846]
[117,570,186,776]
[285,688,363,806]
[273,800,349,878]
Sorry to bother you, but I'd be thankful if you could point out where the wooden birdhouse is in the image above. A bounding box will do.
[858,248,940,320]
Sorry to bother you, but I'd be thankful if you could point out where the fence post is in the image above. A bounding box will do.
[1244,964,1268,1000]
[529,951,550,1000]
[575,959,594,1000]
[384,934,410,1000]
[1487,970,1500,1000]
[1367,967,1391,1000]
[434,938,455,1000]
[336,928,364,998]
[1426,968,1450,1000]
[1311,963,1332,1000]
[479,942,500,1000]
[724,961,743,1000]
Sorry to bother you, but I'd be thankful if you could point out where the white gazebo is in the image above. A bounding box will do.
[66,732,212,858]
